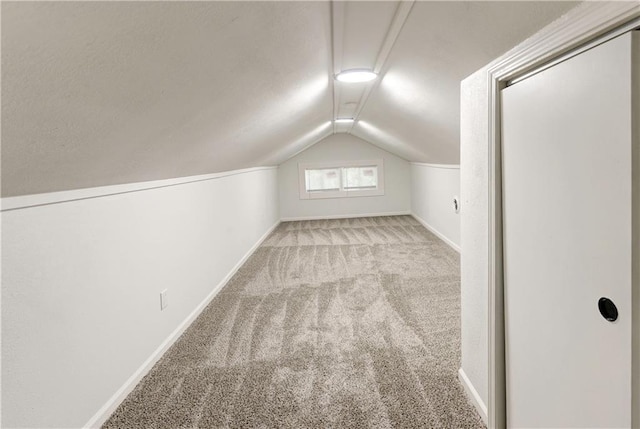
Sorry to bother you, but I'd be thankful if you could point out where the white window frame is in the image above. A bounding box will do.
[298,159,385,200]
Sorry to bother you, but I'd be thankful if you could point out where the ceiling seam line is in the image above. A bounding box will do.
[331,0,345,134]
[347,0,416,134]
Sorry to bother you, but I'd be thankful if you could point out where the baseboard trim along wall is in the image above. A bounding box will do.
[458,368,489,425]
[84,220,281,429]
[411,212,461,253]
[280,211,411,222]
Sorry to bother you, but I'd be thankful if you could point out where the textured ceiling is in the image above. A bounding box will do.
[1,1,579,197]
[351,1,580,163]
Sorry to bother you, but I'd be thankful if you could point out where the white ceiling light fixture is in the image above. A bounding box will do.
[335,69,377,83]
[334,118,355,124]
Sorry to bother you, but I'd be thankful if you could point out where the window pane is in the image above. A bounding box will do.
[305,168,341,192]
[343,166,378,190]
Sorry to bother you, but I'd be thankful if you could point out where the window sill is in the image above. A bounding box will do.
[300,188,385,200]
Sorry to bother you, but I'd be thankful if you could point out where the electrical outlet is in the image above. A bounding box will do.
[160,289,168,310]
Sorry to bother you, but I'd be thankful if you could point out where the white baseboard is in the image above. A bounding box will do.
[410,212,460,253]
[280,211,411,222]
[458,368,488,425]
[84,219,281,429]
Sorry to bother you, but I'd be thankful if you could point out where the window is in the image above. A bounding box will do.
[342,166,378,190]
[298,159,384,199]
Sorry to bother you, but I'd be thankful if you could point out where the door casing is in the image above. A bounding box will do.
[482,3,640,428]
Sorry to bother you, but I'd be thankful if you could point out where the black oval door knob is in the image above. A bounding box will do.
[598,297,618,322]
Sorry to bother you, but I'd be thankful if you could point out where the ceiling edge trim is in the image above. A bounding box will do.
[411,162,460,169]
[331,1,345,134]
[277,131,415,166]
[347,0,415,134]
[351,138,412,163]
[350,127,415,162]
[275,129,335,166]
[1,166,278,212]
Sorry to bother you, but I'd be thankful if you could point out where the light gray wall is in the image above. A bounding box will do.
[410,164,460,249]
[278,134,411,220]
[459,67,490,413]
[1,168,279,428]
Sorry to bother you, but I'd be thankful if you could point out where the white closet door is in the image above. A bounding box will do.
[502,32,636,428]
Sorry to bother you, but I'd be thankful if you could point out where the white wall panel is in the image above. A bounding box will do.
[459,67,490,417]
[1,167,279,428]
[410,164,460,250]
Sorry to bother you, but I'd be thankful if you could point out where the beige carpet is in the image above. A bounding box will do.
[103,216,485,428]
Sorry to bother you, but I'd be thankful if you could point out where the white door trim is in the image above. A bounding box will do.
[484,3,640,429]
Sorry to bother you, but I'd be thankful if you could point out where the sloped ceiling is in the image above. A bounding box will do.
[352,1,580,162]
[1,1,578,197]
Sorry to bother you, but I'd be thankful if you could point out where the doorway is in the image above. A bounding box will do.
[501,30,638,428]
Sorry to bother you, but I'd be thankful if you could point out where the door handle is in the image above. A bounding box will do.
[598,297,618,322]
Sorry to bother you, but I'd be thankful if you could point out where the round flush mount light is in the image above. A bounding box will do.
[335,69,377,83]
[334,118,355,124]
